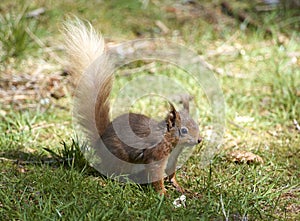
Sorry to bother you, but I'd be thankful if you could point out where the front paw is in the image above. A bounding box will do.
[170,177,184,193]
[158,188,167,196]
[152,180,167,195]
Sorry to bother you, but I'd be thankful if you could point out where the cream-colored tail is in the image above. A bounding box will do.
[63,18,113,143]
[63,18,104,79]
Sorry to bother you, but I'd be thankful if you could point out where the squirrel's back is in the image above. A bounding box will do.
[63,19,112,142]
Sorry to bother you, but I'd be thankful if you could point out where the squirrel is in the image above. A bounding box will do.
[63,19,202,195]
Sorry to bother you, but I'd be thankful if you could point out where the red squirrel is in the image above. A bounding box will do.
[63,19,202,194]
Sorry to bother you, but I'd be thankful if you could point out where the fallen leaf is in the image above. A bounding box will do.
[227,150,264,164]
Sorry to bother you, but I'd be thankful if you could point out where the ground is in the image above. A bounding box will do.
[0,0,299,220]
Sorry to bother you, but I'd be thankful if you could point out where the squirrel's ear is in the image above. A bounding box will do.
[180,94,191,113]
[166,102,181,131]
[182,99,189,113]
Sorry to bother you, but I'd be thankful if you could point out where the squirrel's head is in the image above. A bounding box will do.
[166,101,202,147]
[178,110,202,146]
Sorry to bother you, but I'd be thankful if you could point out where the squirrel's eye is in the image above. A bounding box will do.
[180,127,188,135]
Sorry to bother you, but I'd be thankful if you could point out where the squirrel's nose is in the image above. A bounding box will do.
[197,137,202,144]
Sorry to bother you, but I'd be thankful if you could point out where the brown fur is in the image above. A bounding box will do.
[63,18,202,194]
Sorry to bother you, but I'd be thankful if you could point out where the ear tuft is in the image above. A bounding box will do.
[180,94,192,113]
[166,102,181,131]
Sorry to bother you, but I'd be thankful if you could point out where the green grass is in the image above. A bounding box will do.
[0,0,39,62]
[1,0,300,220]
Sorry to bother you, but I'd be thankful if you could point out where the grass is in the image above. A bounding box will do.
[0,0,39,62]
[0,0,300,220]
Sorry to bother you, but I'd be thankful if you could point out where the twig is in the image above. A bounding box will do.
[0,93,36,102]
[221,1,273,36]
[120,62,157,76]
[201,57,248,79]
[19,121,70,132]
[26,7,45,18]
[228,120,258,136]
[155,20,169,34]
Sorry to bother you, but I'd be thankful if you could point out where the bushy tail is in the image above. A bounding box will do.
[63,18,113,143]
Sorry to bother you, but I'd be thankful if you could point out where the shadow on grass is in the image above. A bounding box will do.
[0,139,101,177]
[0,140,155,194]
